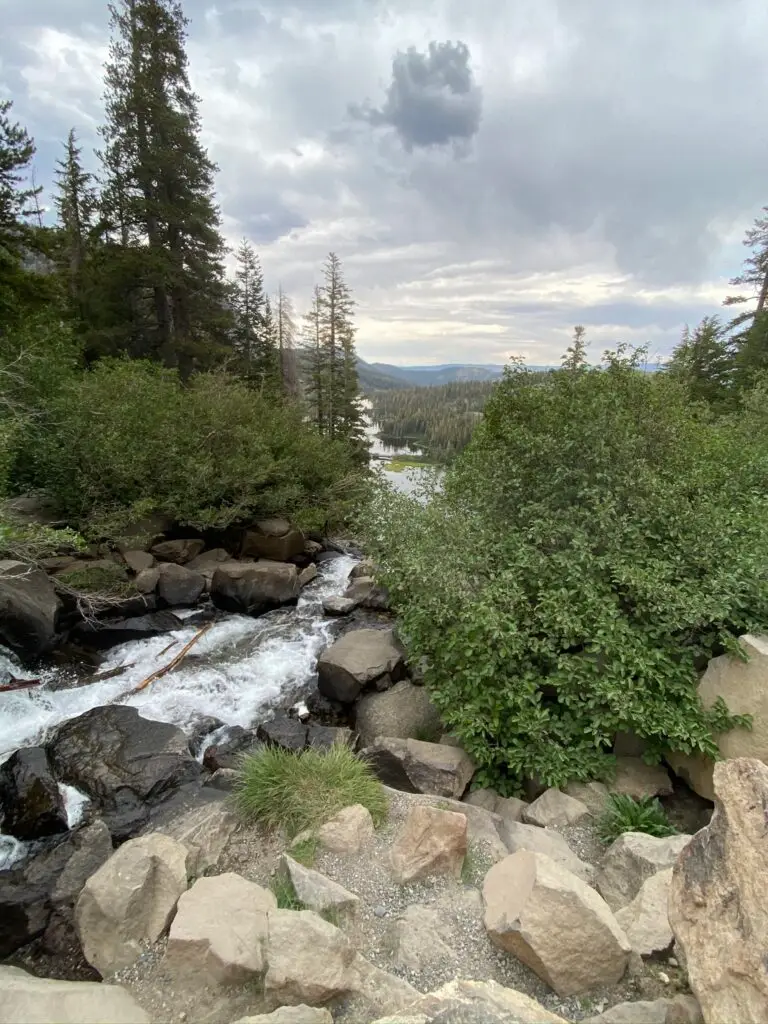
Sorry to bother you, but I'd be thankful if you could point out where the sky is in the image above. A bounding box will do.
[2,0,767,366]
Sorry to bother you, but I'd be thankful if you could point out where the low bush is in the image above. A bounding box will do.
[597,794,677,844]
[232,744,388,838]
[360,348,766,793]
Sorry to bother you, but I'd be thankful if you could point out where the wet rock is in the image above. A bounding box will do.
[203,768,238,792]
[498,819,595,885]
[188,715,226,757]
[317,628,406,703]
[363,737,474,799]
[165,873,275,986]
[201,726,258,772]
[484,851,631,997]
[372,978,569,1023]
[281,855,359,921]
[48,706,200,837]
[151,538,205,564]
[76,833,189,975]
[354,680,442,748]
[156,563,206,607]
[522,787,591,827]
[70,609,182,651]
[121,549,155,574]
[669,758,768,1024]
[343,576,390,611]
[0,747,67,840]
[389,804,467,884]
[322,595,356,616]
[597,832,692,912]
[257,714,308,752]
[241,519,305,562]
[211,561,300,615]
[299,564,318,587]
[349,559,375,580]
[306,724,356,751]
[0,560,60,662]
[0,965,149,1024]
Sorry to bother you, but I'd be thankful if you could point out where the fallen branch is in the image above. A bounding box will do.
[91,662,136,683]
[157,639,178,659]
[0,677,41,693]
[128,622,213,696]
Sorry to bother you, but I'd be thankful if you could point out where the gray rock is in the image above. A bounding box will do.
[390,904,458,969]
[241,518,305,561]
[231,1010,332,1024]
[585,996,703,1024]
[155,563,206,606]
[71,609,182,651]
[151,538,205,564]
[322,595,356,616]
[121,549,155,574]
[0,746,67,840]
[499,820,595,884]
[615,868,674,958]
[364,737,474,799]
[343,576,390,610]
[298,564,318,587]
[317,628,406,703]
[146,789,239,877]
[610,757,674,800]
[281,855,359,921]
[597,832,692,911]
[0,965,149,1024]
[354,680,442,747]
[522,788,591,827]
[0,560,60,662]
[211,561,300,615]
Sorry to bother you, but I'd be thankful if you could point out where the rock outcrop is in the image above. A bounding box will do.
[389,804,467,883]
[0,965,149,1024]
[669,758,768,1024]
[0,746,68,840]
[597,832,692,911]
[76,833,189,975]
[317,629,406,703]
[211,561,300,615]
[0,560,60,662]
[363,737,474,799]
[483,851,631,997]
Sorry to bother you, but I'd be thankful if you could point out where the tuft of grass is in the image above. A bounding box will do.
[270,872,305,911]
[233,743,388,838]
[460,841,493,886]
[290,835,319,867]
[598,793,677,845]
[57,562,134,596]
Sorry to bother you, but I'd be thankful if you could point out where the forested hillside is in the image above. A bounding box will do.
[0,1,368,549]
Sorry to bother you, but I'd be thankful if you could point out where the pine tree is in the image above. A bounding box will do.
[54,128,97,308]
[275,286,299,397]
[261,294,281,391]
[302,285,326,432]
[666,315,734,410]
[99,0,230,375]
[319,252,362,441]
[724,207,768,391]
[561,324,587,371]
[233,238,264,374]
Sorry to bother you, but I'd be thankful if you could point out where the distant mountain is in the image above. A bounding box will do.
[357,359,507,391]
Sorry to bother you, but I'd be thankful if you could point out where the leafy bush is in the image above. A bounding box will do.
[360,350,766,792]
[597,794,677,844]
[232,744,388,838]
[15,359,366,537]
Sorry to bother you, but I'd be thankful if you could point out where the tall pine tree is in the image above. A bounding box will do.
[319,252,362,441]
[302,284,326,432]
[666,315,735,410]
[54,128,97,312]
[725,207,768,391]
[99,0,230,375]
[232,239,278,390]
[275,285,298,397]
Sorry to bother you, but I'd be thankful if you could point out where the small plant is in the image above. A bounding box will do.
[460,841,493,886]
[270,872,305,911]
[289,835,319,867]
[233,743,388,838]
[597,793,677,845]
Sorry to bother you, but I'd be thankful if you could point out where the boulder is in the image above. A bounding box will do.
[371,978,569,1023]
[387,787,509,864]
[306,724,357,752]
[484,851,631,997]
[585,997,703,1024]
[0,560,60,662]
[48,706,200,838]
[264,909,357,1006]
[165,873,275,986]
[257,714,308,752]
[522,787,591,827]
[281,855,359,921]
[211,561,300,615]
[201,725,258,772]
[597,832,692,911]
[342,955,418,1016]
[0,871,51,958]
[150,537,205,564]
[389,804,467,884]
[667,634,768,800]
[155,562,205,607]
[349,559,375,580]
[390,904,458,970]
[145,789,239,877]
[0,746,68,840]
[343,576,390,611]
[71,609,182,651]
[363,737,474,799]
[115,513,174,552]
[186,546,230,571]
[135,567,160,594]
[315,804,375,854]
[232,1010,332,1024]
[0,965,149,1024]
[76,833,189,975]
[498,818,594,883]
[564,780,611,816]
[322,595,356,616]
[317,629,406,703]
[464,788,528,823]
[298,564,318,587]
[610,757,673,800]
[354,680,442,747]
[669,758,768,1024]
[50,820,114,906]
[241,519,305,562]
[615,868,674,957]
[121,549,155,574]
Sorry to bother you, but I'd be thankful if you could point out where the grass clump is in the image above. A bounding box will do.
[289,835,319,867]
[598,793,677,845]
[57,561,134,596]
[233,743,388,838]
[270,872,305,911]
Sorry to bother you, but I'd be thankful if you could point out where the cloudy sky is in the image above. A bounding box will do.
[3,0,767,365]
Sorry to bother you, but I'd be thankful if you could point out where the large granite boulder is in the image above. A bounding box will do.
[483,851,631,997]
[389,804,467,884]
[211,561,300,615]
[155,562,206,607]
[0,965,149,1024]
[241,519,305,562]
[522,788,590,827]
[0,560,60,662]
[354,680,442,747]
[667,634,768,800]
[669,758,768,1024]
[317,629,406,703]
[0,746,68,840]
[615,868,674,958]
[47,706,200,840]
[363,737,474,799]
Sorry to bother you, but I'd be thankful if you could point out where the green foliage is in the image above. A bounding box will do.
[232,744,388,838]
[57,562,133,597]
[597,794,677,844]
[666,316,735,411]
[16,359,364,536]
[270,872,305,911]
[359,351,766,792]
[289,835,319,867]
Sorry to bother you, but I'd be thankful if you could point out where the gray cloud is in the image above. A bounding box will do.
[350,40,482,151]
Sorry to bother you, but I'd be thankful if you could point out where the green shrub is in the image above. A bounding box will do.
[359,349,764,793]
[598,794,677,844]
[15,359,366,537]
[57,561,133,597]
[232,744,388,838]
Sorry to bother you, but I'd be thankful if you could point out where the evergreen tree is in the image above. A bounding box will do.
[319,252,362,441]
[99,0,230,375]
[276,286,299,397]
[724,207,768,391]
[233,238,264,373]
[562,325,587,371]
[666,316,734,410]
[54,128,97,310]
